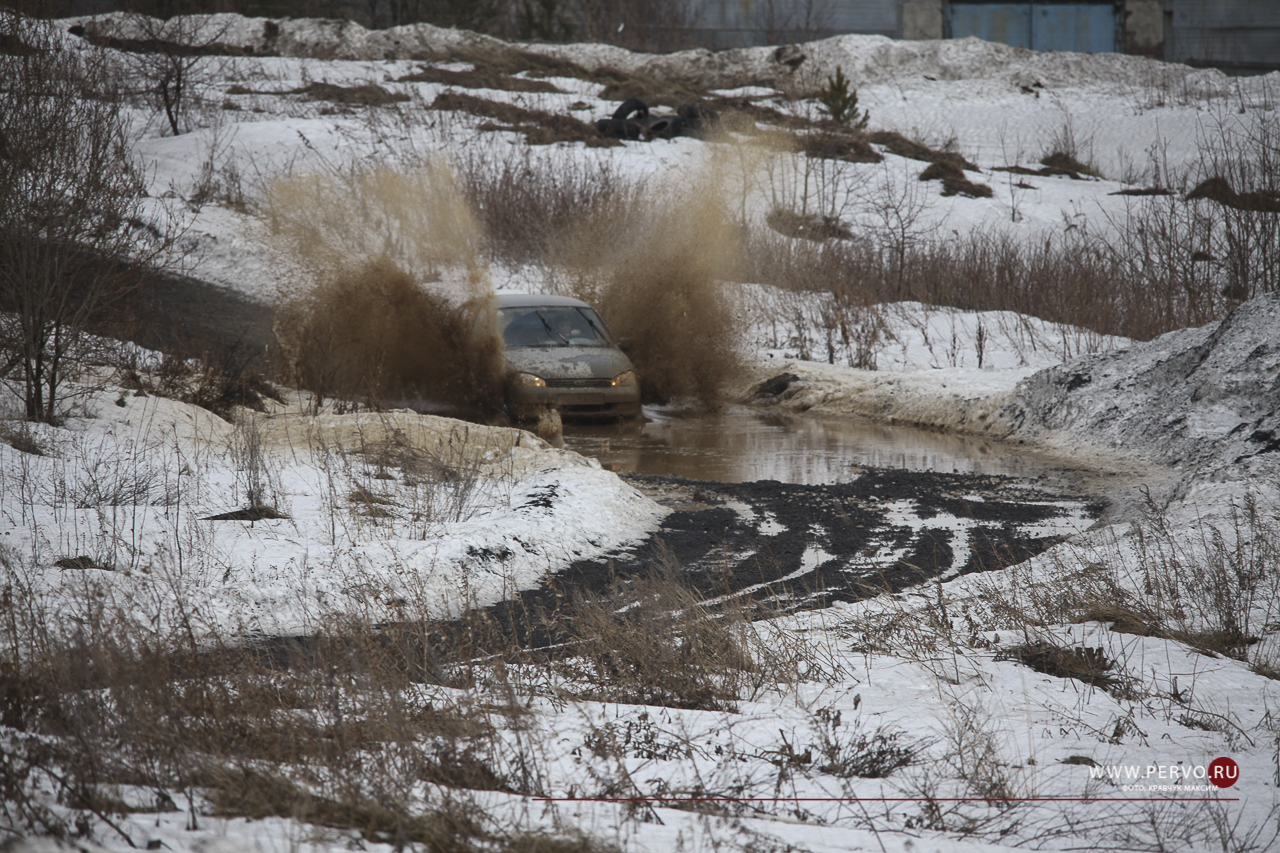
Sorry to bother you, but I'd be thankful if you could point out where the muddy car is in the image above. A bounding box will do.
[497,294,641,421]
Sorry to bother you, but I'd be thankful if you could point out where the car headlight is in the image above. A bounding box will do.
[512,372,546,388]
[611,370,637,387]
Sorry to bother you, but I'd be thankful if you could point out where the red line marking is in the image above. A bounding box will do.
[534,797,1239,803]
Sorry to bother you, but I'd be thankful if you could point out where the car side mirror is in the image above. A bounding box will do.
[617,337,634,353]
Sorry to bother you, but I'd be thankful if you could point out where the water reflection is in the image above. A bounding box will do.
[562,406,1058,485]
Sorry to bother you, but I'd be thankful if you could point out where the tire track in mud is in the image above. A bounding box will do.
[471,468,1103,648]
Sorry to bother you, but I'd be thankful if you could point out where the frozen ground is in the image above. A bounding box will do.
[3,14,1279,853]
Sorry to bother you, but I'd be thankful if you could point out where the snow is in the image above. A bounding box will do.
[6,14,1280,853]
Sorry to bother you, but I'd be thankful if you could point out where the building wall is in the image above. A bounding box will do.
[1164,0,1280,72]
[903,0,944,38]
[1124,0,1163,54]
[684,1,1278,73]
[690,0,901,48]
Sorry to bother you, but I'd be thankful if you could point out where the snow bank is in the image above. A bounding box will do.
[6,384,667,637]
[64,11,1277,101]
[1003,289,1280,492]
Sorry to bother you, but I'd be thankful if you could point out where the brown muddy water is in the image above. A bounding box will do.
[563,405,1065,485]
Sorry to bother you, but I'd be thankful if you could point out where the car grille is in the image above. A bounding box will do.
[544,378,612,388]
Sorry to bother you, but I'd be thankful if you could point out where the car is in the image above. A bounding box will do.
[496,293,641,421]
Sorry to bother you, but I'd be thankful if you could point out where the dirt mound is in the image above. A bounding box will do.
[294,81,409,106]
[996,152,1100,181]
[765,208,853,241]
[919,161,992,198]
[397,64,564,94]
[1186,176,1280,212]
[802,132,882,163]
[1002,289,1280,487]
[65,11,1250,102]
[868,130,977,171]
[431,92,618,147]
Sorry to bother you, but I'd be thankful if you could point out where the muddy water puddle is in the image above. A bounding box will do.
[562,405,1065,485]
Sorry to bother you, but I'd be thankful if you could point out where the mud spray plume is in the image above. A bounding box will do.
[549,148,747,406]
[267,161,503,417]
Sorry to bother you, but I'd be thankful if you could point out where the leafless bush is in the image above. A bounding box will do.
[455,148,632,266]
[125,337,281,420]
[809,706,924,779]
[742,220,1227,343]
[1192,95,1280,300]
[108,12,234,136]
[0,12,180,423]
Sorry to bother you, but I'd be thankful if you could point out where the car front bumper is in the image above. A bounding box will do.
[507,382,641,420]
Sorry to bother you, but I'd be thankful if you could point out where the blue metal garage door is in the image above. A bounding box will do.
[948,3,1121,53]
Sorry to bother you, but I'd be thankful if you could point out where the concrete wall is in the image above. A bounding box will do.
[1164,0,1280,72]
[689,0,901,48]
[903,0,944,39]
[1124,0,1163,55]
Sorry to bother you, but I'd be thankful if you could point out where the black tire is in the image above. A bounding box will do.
[645,114,685,140]
[596,117,645,140]
[612,97,649,123]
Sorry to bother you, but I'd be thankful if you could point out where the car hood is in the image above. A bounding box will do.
[505,346,633,380]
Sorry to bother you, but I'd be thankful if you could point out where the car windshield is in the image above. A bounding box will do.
[499,306,615,348]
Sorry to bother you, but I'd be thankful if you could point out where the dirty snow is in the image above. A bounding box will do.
[5,14,1280,853]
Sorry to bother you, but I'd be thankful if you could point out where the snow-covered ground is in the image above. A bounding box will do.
[4,14,1280,853]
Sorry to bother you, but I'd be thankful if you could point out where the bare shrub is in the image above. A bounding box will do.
[455,148,633,266]
[550,552,806,711]
[1193,95,1280,300]
[110,13,234,136]
[742,222,1218,343]
[0,555,535,847]
[810,706,924,778]
[129,337,282,420]
[958,493,1280,669]
[549,163,745,405]
[0,12,180,423]
[0,420,47,456]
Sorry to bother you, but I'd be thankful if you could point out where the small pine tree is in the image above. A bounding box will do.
[518,0,576,41]
[817,66,869,131]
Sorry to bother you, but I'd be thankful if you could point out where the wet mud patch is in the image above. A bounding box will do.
[471,468,1100,652]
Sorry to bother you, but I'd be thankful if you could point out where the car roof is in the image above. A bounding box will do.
[495,293,593,309]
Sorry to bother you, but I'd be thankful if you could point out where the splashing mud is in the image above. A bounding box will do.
[549,151,747,406]
[268,162,504,416]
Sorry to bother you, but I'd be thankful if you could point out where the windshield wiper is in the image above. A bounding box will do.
[532,311,568,343]
[575,308,608,345]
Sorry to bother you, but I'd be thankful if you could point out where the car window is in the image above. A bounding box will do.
[499,306,615,348]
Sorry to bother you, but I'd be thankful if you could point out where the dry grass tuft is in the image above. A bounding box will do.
[431,92,618,147]
[398,64,564,94]
[868,130,977,171]
[998,641,1117,689]
[456,149,632,265]
[802,131,882,163]
[0,420,47,455]
[294,81,409,107]
[919,161,994,198]
[548,554,808,711]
